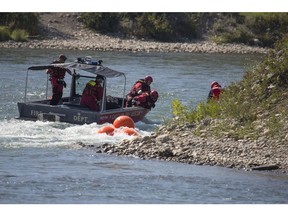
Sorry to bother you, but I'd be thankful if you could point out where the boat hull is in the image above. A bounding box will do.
[17,101,149,125]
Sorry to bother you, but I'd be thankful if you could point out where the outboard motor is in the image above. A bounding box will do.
[75,56,103,65]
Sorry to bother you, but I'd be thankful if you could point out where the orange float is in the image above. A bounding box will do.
[113,115,135,129]
[122,127,139,136]
[97,125,115,136]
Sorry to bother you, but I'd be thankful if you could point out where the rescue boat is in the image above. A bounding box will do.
[17,61,150,125]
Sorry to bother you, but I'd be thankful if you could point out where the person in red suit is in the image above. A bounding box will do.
[132,90,159,110]
[46,54,68,105]
[126,75,153,107]
[80,75,104,111]
[208,81,222,100]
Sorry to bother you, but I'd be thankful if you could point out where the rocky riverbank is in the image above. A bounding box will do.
[0,13,269,54]
[0,36,269,54]
[91,122,288,174]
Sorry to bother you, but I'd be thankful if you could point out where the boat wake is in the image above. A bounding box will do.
[0,119,151,149]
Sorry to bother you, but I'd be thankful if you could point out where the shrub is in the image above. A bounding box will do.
[242,13,288,47]
[11,29,28,42]
[80,12,200,42]
[171,99,221,124]
[0,26,10,41]
[222,27,254,44]
[0,13,39,35]
[80,13,120,33]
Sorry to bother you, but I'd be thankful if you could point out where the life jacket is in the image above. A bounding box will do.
[134,92,155,110]
[47,60,66,79]
[211,86,221,100]
[82,80,103,101]
[129,79,151,97]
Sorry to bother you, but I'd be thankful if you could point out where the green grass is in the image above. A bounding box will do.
[0,26,10,41]
[10,29,29,42]
[170,36,288,141]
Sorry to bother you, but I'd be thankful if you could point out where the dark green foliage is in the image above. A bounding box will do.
[243,13,288,47]
[134,13,199,41]
[0,13,38,35]
[79,13,121,33]
[80,13,200,42]
[0,26,10,41]
[79,12,288,46]
[209,13,288,47]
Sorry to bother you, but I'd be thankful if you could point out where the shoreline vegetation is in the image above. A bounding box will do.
[0,13,274,54]
[1,13,287,174]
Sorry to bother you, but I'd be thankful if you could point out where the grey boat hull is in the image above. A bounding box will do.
[17,98,150,125]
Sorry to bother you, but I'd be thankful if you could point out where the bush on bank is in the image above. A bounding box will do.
[10,29,29,42]
[79,12,288,47]
[0,26,10,41]
[171,37,288,141]
[211,13,288,47]
[0,26,29,42]
[0,13,38,42]
[0,13,38,35]
[80,13,199,42]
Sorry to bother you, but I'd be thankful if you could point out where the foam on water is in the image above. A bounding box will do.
[0,119,151,149]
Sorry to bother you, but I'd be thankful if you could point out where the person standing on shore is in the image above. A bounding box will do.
[207,81,222,100]
[46,54,68,105]
[126,75,153,107]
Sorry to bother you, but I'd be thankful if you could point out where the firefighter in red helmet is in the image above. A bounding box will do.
[46,54,68,105]
[208,81,222,100]
[126,75,153,107]
[132,90,159,110]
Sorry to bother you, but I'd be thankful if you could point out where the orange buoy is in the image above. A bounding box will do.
[97,125,115,136]
[113,115,135,129]
[123,127,139,136]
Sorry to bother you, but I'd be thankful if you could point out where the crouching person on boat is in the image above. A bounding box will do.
[80,75,104,111]
[131,90,159,110]
[126,75,153,107]
[47,54,68,105]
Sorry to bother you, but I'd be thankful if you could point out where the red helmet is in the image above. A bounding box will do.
[144,76,153,84]
[211,81,221,88]
[150,90,159,101]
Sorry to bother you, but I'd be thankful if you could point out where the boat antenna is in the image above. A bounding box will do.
[24,69,29,103]
[46,73,49,99]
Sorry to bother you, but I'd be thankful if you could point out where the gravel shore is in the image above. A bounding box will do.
[92,122,288,174]
[0,35,269,54]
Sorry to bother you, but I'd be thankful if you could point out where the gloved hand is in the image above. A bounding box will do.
[152,103,155,108]
[132,99,139,106]
[63,81,67,88]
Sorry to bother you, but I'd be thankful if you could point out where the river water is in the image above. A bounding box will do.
[0,48,288,205]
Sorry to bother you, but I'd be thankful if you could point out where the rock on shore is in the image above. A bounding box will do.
[0,37,269,54]
[93,123,288,174]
